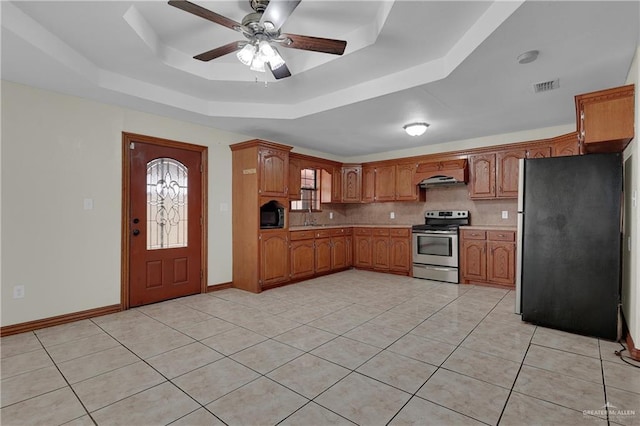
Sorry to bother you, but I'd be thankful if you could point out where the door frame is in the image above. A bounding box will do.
[121,132,208,310]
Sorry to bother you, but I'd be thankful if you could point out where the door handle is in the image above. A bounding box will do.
[132,229,140,236]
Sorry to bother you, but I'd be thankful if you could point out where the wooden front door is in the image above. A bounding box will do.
[123,133,207,308]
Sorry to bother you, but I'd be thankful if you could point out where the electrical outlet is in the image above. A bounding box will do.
[329,212,334,220]
[390,212,395,219]
[83,198,93,210]
[13,285,25,299]
[502,211,509,219]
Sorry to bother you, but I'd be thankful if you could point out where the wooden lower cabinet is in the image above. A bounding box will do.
[460,228,515,288]
[390,229,411,273]
[315,237,332,274]
[354,227,411,275]
[289,228,352,281]
[260,231,290,287]
[289,239,315,280]
[354,229,373,268]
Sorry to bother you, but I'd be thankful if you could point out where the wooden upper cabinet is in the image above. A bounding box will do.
[361,166,375,203]
[259,147,289,197]
[342,166,362,203]
[332,167,342,202]
[496,149,525,198]
[551,132,580,157]
[288,158,301,200]
[375,165,396,202]
[395,163,418,201]
[576,84,635,153]
[526,146,551,159]
[469,153,496,199]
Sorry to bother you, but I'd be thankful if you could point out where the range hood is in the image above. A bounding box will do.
[413,159,468,188]
[419,175,464,187]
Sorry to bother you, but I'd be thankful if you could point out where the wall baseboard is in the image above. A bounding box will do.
[0,304,122,337]
[207,282,233,293]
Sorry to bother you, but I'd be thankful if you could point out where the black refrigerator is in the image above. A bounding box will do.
[515,153,622,340]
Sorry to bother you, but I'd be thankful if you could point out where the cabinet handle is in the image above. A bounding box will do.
[471,233,479,236]
[498,234,505,237]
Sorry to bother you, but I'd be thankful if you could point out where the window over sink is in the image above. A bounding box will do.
[291,168,321,211]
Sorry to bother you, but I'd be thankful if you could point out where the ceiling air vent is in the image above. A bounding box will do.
[533,79,559,93]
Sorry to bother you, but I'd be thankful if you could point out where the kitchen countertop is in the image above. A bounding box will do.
[461,225,517,231]
[289,224,412,231]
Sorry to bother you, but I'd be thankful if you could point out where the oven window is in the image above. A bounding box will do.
[416,235,452,257]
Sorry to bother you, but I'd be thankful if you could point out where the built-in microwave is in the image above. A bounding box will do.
[260,200,285,229]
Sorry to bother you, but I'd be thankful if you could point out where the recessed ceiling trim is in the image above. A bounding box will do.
[3,0,525,121]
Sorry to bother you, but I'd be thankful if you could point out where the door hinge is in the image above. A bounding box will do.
[129,142,135,150]
[200,164,203,173]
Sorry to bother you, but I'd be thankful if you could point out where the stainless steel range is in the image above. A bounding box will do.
[412,210,469,283]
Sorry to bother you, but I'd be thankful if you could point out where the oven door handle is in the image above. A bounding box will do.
[413,264,456,272]
[412,230,457,235]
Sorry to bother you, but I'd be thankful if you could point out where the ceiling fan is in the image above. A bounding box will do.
[168,0,348,80]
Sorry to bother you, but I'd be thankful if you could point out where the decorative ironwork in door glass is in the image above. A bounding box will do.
[146,158,188,250]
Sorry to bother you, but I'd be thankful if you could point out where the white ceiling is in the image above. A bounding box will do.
[2,1,639,157]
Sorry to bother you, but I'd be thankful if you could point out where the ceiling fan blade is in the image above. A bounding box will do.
[194,41,246,61]
[279,34,347,55]
[260,0,301,31]
[168,0,242,32]
[269,62,292,80]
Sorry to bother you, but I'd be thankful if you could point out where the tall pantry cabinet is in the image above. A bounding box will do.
[230,140,292,293]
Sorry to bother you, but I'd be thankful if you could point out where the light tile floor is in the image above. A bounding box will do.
[2,270,639,425]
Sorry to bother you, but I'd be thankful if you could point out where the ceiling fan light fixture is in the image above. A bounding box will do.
[517,50,539,64]
[237,43,256,66]
[268,48,286,70]
[403,122,429,136]
[250,54,267,72]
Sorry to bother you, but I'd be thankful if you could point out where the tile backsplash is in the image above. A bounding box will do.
[289,185,517,227]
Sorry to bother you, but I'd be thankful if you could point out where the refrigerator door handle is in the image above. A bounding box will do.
[515,212,523,315]
[515,158,524,315]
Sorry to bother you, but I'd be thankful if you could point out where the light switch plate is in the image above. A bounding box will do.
[390,212,395,219]
[83,198,93,210]
[502,211,509,219]
[329,212,334,219]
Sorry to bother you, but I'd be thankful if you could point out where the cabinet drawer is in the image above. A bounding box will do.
[461,230,486,240]
[354,228,372,236]
[315,230,332,238]
[373,228,390,237]
[488,230,515,242]
[389,228,410,237]
[290,230,315,241]
[330,228,347,236]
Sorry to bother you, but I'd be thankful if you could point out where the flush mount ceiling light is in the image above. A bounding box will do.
[403,122,430,136]
[517,50,539,64]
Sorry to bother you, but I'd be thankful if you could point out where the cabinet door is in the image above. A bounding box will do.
[396,163,418,201]
[526,146,551,159]
[469,154,496,199]
[361,166,375,203]
[260,232,289,287]
[375,165,396,202]
[354,235,372,268]
[289,239,315,280]
[342,167,361,202]
[331,236,347,270]
[496,150,525,198]
[288,158,301,199]
[460,239,487,282]
[315,238,332,273]
[259,148,288,196]
[346,236,353,267]
[332,167,342,202]
[487,241,515,286]
[389,236,410,273]
[372,236,390,270]
[551,133,580,157]
[578,85,634,151]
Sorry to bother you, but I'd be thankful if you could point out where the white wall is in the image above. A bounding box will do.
[623,47,640,346]
[1,81,248,326]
